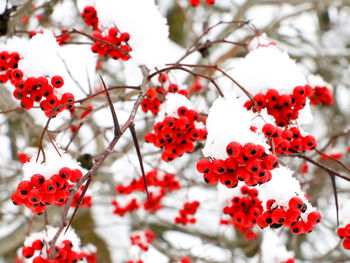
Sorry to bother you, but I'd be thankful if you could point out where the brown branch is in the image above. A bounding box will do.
[148,66,224,97]
[280,153,350,181]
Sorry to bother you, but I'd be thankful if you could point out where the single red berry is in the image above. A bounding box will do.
[262,154,279,170]
[22,247,34,258]
[226,141,243,158]
[42,179,57,194]
[70,169,83,182]
[51,75,64,88]
[243,142,258,158]
[289,197,304,211]
[196,159,211,173]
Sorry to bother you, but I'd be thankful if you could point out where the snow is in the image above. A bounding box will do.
[259,166,315,221]
[21,226,82,262]
[231,45,307,95]
[261,230,294,263]
[77,0,174,68]
[22,145,85,181]
[156,93,194,122]
[202,96,269,160]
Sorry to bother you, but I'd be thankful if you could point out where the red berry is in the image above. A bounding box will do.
[32,239,44,250]
[70,169,83,182]
[262,154,279,170]
[51,75,64,88]
[22,246,34,258]
[243,143,258,158]
[42,179,57,194]
[196,159,211,173]
[288,197,303,211]
[226,141,242,158]
[307,211,321,224]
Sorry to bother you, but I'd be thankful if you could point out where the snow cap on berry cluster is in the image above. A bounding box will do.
[231,45,307,95]
[78,0,171,67]
[202,96,269,160]
[155,93,194,122]
[22,145,85,181]
[261,230,294,263]
[259,166,315,220]
[24,226,81,250]
[307,74,333,91]
[15,31,95,98]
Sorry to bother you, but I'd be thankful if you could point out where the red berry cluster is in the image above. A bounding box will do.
[145,106,207,162]
[141,74,189,115]
[19,239,95,263]
[112,169,180,215]
[181,257,191,263]
[221,186,262,240]
[112,198,139,217]
[130,230,156,251]
[127,260,143,263]
[70,104,94,132]
[0,50,20,83]
[71,185,92,208]
[81,6,99,30]
[257,196,321,234]
[11,167,83,214]
[18,152,31,164]
[262,124,317,154]
[7,66,74,116]
[189,78,204,94]
[310,85,334,106]
[244,85,313,127]
[190,0,215,7]
[197,141,278,188]
[175,201,200,225]
[56,29,71,46]
[337,224,350,249]
[91,28,131,61]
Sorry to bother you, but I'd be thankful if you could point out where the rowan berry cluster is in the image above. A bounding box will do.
[11,167,83,214]
[257,196,321,234]
[175,201,200,225]
[189,78,204,94]
[112,198,139,217]
[244,85,313,127]
[189,0,215,7]
[309,85,334,106]
[71,185,92,208]
[81,6,99,30]
[130,230,156,251]
[56,29,71,46]
[145,106,207,162]
[221,186,262,240]
[18,152,31,164]
[91,28,131,61]
[262,124,317,154]
[126,260,143,263]
[141,74,189,115]
[112,169,180,215]
[196,141,278,187]
[0,50,20,83]
[3,54,74,117]
[70,104,94,133]
[181,257,191,263]
[18,238,95,263]
[337,224,350,249]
